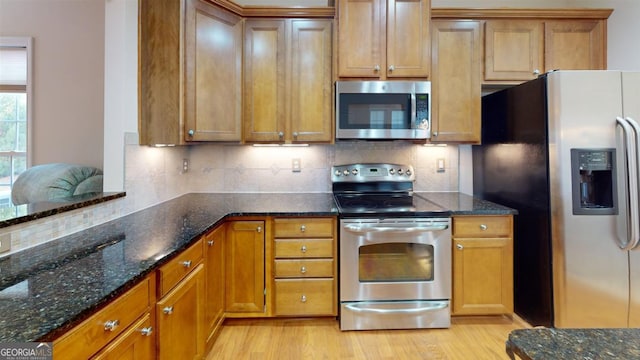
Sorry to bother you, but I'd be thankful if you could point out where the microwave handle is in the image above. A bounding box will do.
[410,92,417,130]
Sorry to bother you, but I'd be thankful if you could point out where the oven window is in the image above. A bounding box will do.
[358,243,434,282]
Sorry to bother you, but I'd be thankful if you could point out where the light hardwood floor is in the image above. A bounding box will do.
[207,316,530,359]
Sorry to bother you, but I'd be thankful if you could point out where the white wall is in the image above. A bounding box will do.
[0,0,105,169]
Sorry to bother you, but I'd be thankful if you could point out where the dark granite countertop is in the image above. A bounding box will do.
[506,328,640,359]
[0,191,513,342]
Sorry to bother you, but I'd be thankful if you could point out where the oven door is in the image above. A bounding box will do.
[340,218,451,302]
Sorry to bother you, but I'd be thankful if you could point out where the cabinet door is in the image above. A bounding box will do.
[544,20,606,71]
[452,238,513,315]
[225,221,265,313]
[484,20,543,81]
[92,314,155,360]
[157,264,205,360]
[289,19,333,143]
[430,20,481,143]
[204,226,225,347]
[337,0,384,77]
[184,0,242,142]
[386,0,430,78]
[244,20,287,142]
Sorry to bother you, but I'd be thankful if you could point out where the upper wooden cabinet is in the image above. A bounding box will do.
[484,19,606,82]
[430,20,482,144]
[243,19,333,143]
[139,0,242,145]
[337,0,431,79]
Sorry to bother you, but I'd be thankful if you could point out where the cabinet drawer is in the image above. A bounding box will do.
[453,216,512,238]
[274,218,334,238]
[158,239,203,297]
[274,279,335,316]
[274,259,334,278]
[53,277,153,360]
[274,239,333,258]
[92,313,155,360]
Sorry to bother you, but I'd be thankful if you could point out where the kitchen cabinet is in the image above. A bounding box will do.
[243,19,333,143]
[225,220,266,315]
[452,215,513,316]
[272,217,337,316]
[204,225,225,352]
[139,0,242,145]
[337,0,431,79]
[53,276,156,360]
[430,20,481,143]
[156,239,205,360]
[483,17,607,83]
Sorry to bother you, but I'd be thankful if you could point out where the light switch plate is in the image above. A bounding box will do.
[0,233,11,254]
[437,158,445,173]
[292,158,301,172]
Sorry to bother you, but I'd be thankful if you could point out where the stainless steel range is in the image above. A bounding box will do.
[332,163,452,331]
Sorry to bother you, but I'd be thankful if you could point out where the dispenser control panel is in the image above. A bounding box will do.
[570,148,617,215]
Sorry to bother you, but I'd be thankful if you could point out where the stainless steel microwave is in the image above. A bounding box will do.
[335,81,431,140]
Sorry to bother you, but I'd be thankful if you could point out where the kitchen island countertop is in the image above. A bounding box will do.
[0,191,514,342]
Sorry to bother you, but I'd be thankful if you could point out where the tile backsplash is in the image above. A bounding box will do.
[2,134,460,255]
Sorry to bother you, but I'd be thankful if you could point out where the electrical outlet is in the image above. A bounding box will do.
[292,158,301,172]
[0,233,11,254]
[182,159,189,173]
[437,158,445,173]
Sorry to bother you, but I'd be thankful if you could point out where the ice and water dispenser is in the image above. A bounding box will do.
[570,149,618,215]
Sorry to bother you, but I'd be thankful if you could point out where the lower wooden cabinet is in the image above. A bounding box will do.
[452,215,514,316]
[272,217,337,316]
[204,225,225,352]
[92,314,155,360]
[156,263,205,360]
[225,220,266,315]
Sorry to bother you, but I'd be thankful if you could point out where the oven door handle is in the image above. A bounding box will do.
[344,301,448,314]
[344,224,449,233]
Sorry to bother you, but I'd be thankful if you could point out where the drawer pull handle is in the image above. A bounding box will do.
[480,224,488,231]
[140,327,153,336]
[300,266,307,274]
[456,244,464,250]
[207,240,214,246]
[104,320,120,332]
[301,295,307,303]
[257,226,262,233]
[163,306,174,315]
[301,245,307,253]
[182,260,192,268]
[300,225,306,233]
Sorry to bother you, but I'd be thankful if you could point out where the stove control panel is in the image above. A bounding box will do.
[332,163,415,182]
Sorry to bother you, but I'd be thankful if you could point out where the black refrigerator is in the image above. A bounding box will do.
[473,70,640,328]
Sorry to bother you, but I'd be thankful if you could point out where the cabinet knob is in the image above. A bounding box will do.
[207,240,214,247]
[293,132,298,139]
[533,69,541,75]
[163,306,174,315]
[433,132,438,137]
[188,129,194,136]
[480,224,488,231]
[140,327,153,336]
[374,64,380,72]
[278,132,284,139]
[104,319,120,332]
[181,260,192,268]
[300,225,306,233]
[301,295,307,303]
[300,266,307,274]
[257,226,262,233]
[301,245,307,253]
[456,243,464,250]
[388,65,395,72]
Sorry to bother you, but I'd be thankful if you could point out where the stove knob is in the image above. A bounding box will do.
[406,169,412,176]
[343,169,349,176]
[334,170,341,176]
[351,169,358,175]
[397,168,404,175]
[389,168,395,175]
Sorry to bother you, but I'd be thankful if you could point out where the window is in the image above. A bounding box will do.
[0,37,32,209]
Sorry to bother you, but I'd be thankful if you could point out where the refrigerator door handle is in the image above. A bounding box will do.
[616,116,640,250]
[625,116,640,250]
